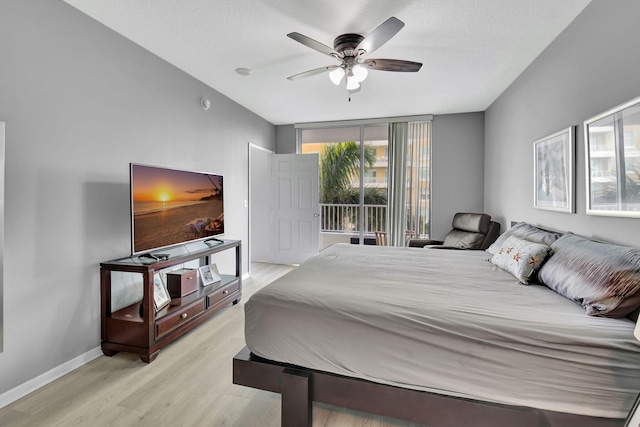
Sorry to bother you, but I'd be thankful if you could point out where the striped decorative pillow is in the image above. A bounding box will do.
[538,234,640,317]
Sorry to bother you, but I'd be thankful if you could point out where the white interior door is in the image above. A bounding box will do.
[270,153,319,264]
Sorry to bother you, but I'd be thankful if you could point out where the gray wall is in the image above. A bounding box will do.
[431,113,485,239]
[275,124,297,154]
[0,0,274,396]
[274,114,485,240]
[485,0,640,246]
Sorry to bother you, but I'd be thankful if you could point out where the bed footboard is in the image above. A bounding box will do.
[232,347,623,427]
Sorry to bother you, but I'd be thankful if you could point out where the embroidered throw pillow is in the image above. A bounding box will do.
[491,235,552,284]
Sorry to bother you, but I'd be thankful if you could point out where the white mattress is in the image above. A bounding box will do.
[245,243,640,418]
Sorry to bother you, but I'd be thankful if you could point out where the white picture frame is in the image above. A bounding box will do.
[626,393,640,427]
[533,126,575,213]
[198,263,221,287]
[153,273,171,312]
[584,95,640,218]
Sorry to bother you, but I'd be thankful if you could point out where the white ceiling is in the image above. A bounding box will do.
[63,0,591,126]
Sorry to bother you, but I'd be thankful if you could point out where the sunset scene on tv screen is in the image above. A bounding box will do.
[132,164,224,253]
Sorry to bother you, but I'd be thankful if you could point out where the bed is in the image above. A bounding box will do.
[233,227,640,427]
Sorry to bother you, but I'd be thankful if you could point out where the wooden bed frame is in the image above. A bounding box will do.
[233,346,624,427]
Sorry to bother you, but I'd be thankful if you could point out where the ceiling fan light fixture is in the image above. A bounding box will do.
[346,76,360,91]
[351,64,368,83]
[329,67,345,85]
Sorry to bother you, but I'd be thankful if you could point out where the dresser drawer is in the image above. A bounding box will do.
[156,300,205,338]
[207,281,240,307]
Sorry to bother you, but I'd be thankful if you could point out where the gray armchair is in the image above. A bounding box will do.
[408,212,500,250]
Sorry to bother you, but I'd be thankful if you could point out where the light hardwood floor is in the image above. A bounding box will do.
[0,262,424,427]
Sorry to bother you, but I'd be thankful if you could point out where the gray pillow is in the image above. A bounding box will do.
[538,234,640,317]
[487,222,563,254]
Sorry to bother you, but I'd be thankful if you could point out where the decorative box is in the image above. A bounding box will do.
[166,268,198,298]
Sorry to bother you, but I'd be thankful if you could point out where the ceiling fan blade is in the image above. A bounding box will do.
[287,32,338,57]
[356,17,404,55]
[287,65,339,81]
[363,58,422,72]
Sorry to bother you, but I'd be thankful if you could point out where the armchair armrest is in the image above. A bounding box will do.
[408,238,444,248]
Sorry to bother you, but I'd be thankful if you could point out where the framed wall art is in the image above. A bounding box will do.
[533,126,575,213]
[584,95,640,217]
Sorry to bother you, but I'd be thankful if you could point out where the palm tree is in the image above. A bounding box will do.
[319,141,372,203]
[319,141,387,231]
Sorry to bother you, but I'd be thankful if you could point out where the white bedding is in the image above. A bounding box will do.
[245,243,640,418]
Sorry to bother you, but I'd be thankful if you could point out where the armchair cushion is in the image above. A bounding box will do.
[451,213,491,234]
[442,229,485,249]
[443,213,492,249]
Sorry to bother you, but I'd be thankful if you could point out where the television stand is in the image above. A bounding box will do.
[100,239,241,363]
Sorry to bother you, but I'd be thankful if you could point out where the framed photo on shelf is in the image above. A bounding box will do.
[533,126,575,213]
[153,273,171,311]
[198,264,221,287]
[626,392,640,427]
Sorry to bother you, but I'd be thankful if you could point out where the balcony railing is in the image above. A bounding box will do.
[319,203,430,240]
[362,177,388,185]
[320,203,386,233]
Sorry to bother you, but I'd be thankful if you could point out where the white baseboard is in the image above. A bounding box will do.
[0,276,250,411]
[0,346,103,409]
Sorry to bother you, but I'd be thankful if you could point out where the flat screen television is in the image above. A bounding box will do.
[130,163,224,255]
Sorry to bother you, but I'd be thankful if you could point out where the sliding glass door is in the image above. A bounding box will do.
[300,125,389,248]
[299,118,431,248]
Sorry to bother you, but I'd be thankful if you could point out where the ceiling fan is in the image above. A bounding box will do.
[286,17,422,95]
